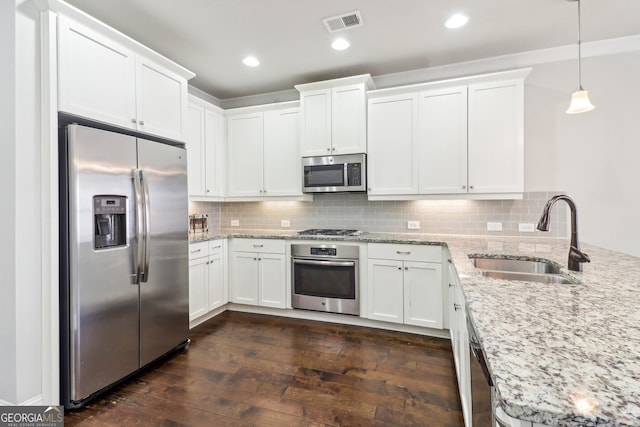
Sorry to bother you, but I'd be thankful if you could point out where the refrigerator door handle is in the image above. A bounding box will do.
[133,169,145,283]
[140,169,151,283]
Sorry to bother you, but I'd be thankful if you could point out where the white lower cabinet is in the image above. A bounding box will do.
[367,244,443,329]
[448,258,471,427]
[229,239,286,308]
[188,239,227,322]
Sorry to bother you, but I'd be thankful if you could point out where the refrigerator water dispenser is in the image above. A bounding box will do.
[93,195,127,249]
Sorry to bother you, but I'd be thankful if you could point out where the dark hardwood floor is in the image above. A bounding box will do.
[65,311,463,426]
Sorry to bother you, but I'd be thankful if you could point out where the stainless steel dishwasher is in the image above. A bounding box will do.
[467,313,494,426]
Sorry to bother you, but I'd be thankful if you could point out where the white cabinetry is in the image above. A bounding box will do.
[188,239,227,325]
[468,80,524,194]
[367,94,419,195]
[57,15,192,141]
[229,239,286,308]
[367,69,530,200]
[187,96,225,199]
[226,104,303,199]
[296,75,375,156]
[448,258,471,427]
[367,244,443,328]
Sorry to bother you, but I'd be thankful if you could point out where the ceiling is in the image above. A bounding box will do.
[64,0,640,100]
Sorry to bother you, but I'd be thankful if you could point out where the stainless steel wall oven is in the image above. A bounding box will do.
[291,243,359,315]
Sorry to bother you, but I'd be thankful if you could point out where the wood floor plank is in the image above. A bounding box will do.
[65,311,464,426]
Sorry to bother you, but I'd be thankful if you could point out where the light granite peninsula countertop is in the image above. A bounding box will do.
[190,230,640,427]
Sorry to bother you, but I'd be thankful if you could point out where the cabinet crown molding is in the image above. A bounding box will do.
[295,74,376,92]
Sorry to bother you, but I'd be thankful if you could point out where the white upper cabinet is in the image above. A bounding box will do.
[296,75,375,156]
[263,108,301,196]
[57,14,193,141]
[468,80,524,194]
[367,93,419,195]
[367,68,530,200]
[186,96,225,199]
[226,103,304,199]
[227,112,264,197]
[418,86,468,194]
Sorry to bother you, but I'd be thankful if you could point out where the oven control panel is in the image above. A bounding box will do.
[310,247,337,256]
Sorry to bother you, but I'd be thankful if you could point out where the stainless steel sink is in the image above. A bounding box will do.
[479,270,577,284]
[470,256,579,285]
[471,257,561,274]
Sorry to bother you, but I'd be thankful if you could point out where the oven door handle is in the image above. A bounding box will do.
[293,258,356,268]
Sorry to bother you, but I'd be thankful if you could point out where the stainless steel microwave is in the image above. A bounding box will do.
[302,153,366,193]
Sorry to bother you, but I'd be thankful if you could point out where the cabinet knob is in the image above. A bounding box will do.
[462,185,466,190]
[131,118,137,124]
[405,266,409,271]
[253,258,257,261]
[469,185,474,190]
[397,267,402,270]
[448,283,454,288]
[454,303,461,311]
[331,147,336,151]
[206,189,210,193]
[139,120,145,125]
[326,148,331,152]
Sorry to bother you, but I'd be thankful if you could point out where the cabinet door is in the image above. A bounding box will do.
[207,253,225,310]
[204,108,225,197]
[367,94,419,195]
[403,261,443,328]
[186,103,206,196]
[188,256,209,321]
[227,113,264,196]
[258,253,286,308]
[300,89,331,156]
[418,86,468,194]
[263,109,301,196]
[332,84,367,154]
[230,252,259,305]
[468,80,524,194]
[58,16,136,131]
[367,259,404,324]
[136,57,187,141]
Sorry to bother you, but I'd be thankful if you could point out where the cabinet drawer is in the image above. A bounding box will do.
[208,239,224,256]
[189,241,209,260]
[368,243,442,263]
[232,238,285,254]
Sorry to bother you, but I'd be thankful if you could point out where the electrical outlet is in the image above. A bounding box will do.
[519,223,535,232]
[487,222,503,231]
[230,220,239,227]
[281,219,291,228]
[407,220,420,230]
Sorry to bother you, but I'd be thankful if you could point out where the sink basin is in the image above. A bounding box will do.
[470,256,579,285]
[479,270,578,284]
[471,257,561,274]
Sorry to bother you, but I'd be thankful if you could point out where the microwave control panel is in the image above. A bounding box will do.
[347,163,362,186]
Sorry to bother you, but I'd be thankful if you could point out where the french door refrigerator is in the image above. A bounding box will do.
[59,123,189,409]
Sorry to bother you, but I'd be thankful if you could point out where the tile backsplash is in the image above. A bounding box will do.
[190,191,568,238]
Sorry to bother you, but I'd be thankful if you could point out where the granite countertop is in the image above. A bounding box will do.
[189,229,640,426]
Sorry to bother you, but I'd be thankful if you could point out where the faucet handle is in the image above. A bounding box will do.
[569,246,591,263]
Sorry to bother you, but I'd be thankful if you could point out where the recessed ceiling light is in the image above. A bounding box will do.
[331,38,350,51]
[242,56,260,67]
[445,14,469,29]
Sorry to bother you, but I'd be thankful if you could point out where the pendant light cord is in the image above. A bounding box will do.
[577,0,583,90]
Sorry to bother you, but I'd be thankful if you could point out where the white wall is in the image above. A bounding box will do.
[523,52,640,256]
[0,0,44,405]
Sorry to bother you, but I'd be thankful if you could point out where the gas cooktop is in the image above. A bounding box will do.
[297,229,361,237]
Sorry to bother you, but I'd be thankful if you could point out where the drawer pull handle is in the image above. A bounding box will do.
[211,245,221,249]
[396,251,411,255]
[454,303,461,311]
[190,249,202,254]
[253,244,264,248]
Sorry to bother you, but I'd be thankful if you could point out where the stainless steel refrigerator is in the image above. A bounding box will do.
[59,123,189,409]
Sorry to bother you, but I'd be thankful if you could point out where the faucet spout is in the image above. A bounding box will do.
[536,194,590,272]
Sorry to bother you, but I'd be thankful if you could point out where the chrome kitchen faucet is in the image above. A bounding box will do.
[537,194,591,272]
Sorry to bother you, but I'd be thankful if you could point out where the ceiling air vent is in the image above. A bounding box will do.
[322,10,363,33]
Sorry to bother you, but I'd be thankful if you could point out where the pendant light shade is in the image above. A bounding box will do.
[567,88,594,114]
[566,0,594,114]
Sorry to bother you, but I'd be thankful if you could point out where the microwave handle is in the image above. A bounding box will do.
[344,162,349,187]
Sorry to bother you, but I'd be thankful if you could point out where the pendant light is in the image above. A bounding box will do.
[566,0,595,114]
